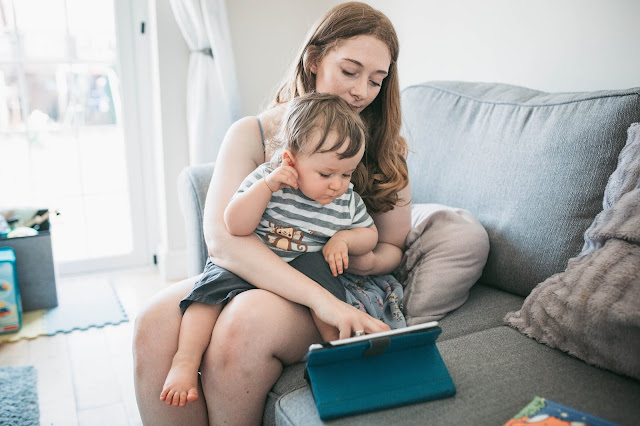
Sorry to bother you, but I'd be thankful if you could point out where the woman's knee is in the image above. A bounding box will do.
[207,290,319,366]
[212,290,289,351]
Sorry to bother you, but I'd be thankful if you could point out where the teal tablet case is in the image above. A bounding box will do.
[305,326,456,420]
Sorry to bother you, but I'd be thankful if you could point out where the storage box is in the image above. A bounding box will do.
[0,231,58,311]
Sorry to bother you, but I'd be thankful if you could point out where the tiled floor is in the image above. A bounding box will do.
[0,266,176,426]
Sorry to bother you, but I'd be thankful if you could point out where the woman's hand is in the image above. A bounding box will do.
[311,294,390,339]
[344,183,413,276]
[345,251,376,275]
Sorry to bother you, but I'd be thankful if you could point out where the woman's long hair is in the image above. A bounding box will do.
[271,2,408,214]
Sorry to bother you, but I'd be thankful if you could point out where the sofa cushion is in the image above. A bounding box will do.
[264,363,307,426]
[402,81,640,296]
[438,283,524,341]
[274,327,640,426]
[505,123,640,380]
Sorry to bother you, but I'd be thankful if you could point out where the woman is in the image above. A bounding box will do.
[135,3,412,424]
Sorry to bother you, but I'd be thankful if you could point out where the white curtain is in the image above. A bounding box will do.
[169,0,241,165]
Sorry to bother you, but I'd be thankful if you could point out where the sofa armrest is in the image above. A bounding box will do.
[178,163,214,277]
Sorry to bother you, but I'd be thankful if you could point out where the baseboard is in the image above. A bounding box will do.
[156,247,187,281]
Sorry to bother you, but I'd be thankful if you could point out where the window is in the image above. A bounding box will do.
[0,0,150,273]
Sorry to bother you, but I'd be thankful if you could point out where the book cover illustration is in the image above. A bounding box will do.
[504,396,619,426]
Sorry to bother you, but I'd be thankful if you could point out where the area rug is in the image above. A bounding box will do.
[0,277,128,344]
[0,366,39,425]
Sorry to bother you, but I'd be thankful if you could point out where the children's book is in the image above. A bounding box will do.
[504,396,619,426]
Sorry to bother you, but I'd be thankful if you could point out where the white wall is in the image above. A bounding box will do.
[365,0,640,92]
[224,0,639,116]
[226,0,337,115]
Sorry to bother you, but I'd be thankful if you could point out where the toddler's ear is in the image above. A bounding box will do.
[282,150,295,166]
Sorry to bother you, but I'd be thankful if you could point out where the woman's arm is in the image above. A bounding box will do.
[331,225,378,255]
[346,182,413,275]
[203,116,389,338]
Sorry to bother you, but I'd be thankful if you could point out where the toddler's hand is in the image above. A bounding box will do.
[264,158,298,192]
[323,236,349,277]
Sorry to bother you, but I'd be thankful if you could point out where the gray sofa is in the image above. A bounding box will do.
[178,81,640,425]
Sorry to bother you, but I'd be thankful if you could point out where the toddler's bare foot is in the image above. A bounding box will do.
[160,354,200,407]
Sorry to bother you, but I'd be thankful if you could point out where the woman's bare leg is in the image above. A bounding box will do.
[133,275,209,425]
[201,289,322,426]
[160,302,223,407]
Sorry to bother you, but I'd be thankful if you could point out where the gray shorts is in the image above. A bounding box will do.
[179,252,347,314]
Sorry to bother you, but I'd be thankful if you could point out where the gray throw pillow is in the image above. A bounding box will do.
[402,82,640,297]
[504,123,640,379]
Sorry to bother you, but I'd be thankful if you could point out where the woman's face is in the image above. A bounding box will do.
[311,35,391,114]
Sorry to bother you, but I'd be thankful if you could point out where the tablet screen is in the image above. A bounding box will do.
[309,321,440,351]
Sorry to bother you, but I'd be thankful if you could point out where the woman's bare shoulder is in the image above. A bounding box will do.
[219,116,266,166]
[227,115,263,136]
[258,104,287,137]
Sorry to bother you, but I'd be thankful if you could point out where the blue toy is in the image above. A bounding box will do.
[0,247,22,334]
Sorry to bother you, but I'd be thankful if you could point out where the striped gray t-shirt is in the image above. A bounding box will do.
[235,163,374,262]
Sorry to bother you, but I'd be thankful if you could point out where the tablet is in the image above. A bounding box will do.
[308,320,440,352]
[304,319,455,419]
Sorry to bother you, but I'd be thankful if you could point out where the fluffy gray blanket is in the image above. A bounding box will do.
[505,123,640,380]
